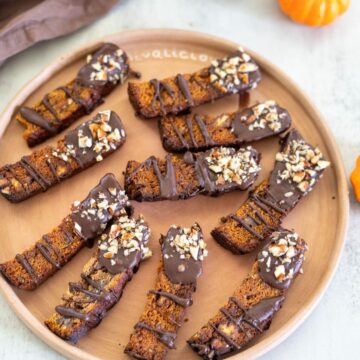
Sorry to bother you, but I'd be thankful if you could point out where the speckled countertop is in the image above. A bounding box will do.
[0,0,358,359]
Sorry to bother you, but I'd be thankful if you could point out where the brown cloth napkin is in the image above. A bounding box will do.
[0,0,119,66]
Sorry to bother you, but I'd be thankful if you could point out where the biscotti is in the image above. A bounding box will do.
[211,129,330,254]
[0,110,126,203]
[159,101,291,152]
[125,223,208,360]
[0,173,132,290]
[45,214,151,343]
[128,47,261,119]
[188,229,307,359]
[16,43,131,146]
[125,146,260,202]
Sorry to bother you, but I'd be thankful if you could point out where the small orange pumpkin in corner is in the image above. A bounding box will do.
[278,0,350,26]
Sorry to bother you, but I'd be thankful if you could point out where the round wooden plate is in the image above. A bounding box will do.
[0,29,348,360]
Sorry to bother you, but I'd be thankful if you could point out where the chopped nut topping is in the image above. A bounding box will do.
[205,146,260,186]
[239,100,284,132]
[87,47,127,85]
[209,47,259,93]
[275,138,330,193]
[53,110,124,165]
[98,214,151,261]
[168,224,208,262]
[258,231,307,283]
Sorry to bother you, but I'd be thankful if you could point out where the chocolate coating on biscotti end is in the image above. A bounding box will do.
[124,146,260,202]
[187,230,307,359]
[125,224,207,359]
[0,110,126,203]
[128,47,261,119]
[0,173,132,290]
[159,100,291,153]
[15,43,130,147]
[45,214,151,343]
[211,128,330,255]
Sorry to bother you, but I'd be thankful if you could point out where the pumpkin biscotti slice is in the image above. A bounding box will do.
[125,146,260,202]
[159,101,291,152]
[211,129,330,254]
[16,43,132,147]
[124,223,208,360]
[45,214,151,343]
[188,229,307,359]
[128,47,261,119]
[0,110,126,203]
[0,173,132,290]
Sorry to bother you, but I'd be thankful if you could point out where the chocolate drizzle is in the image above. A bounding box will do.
[152,155,177,200]
[19,107,58,134]
[210,296,285,351]
[20,156,51,191]
[149,290,193,308]
[55,306,97,323]
[35,235,61,269]
[135,321,177,349]
[150,79,175,115]
[15,254,39,285]
[195,115,214,146]
[176,74,194,106]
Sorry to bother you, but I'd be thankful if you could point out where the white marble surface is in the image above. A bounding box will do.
[0,0,359,359]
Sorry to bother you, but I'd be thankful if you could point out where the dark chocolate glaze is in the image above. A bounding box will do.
[71,173,130,242]
[76,43,129,87]
[149,289,193,308]
[98,219,150,274]
[150,79,175,115]
[15,254,39,285]
[267,129,326,212]
[161,225,203,285]
[209,49,261,94]
[65,111,124,168]
[176,74,194,106]
[258,230,307,290]
[232,103,291,142]
[46,158,60,182]
[41,94,61,124]
[135,321,177,349]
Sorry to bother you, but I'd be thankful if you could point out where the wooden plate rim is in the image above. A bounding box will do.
[0,28,349,360]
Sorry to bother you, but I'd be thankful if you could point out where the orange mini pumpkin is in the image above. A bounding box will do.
[278,0,350,26]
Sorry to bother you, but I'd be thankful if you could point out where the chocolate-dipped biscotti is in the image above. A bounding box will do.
[125,146,261,202]
[16,43,131,146]
[159,100,291,152]
[211,129,330,254]
[0,173,132,290]
[128,47,261,119]
[0,110,126,203]
[125,223,208,359]
[188,229,307,359]
[45,214,151,343]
